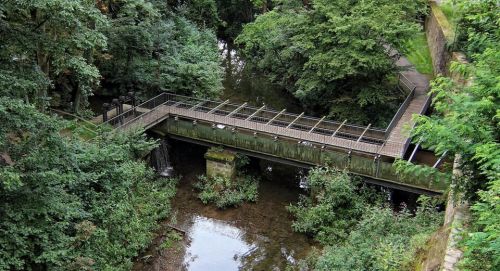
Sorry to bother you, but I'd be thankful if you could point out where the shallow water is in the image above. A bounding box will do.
[219,41,303,114]
[133,141,316,271]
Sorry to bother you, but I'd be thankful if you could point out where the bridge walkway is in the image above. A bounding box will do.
[103,54,432,160]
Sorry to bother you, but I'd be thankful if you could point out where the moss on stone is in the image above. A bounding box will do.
[430,2,456,43]
[204,148,236,163]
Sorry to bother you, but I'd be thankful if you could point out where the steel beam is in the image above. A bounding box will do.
[208,99,230,114]
[332,119,347,137]
[227,102,248,117]
[245,105,266,120]
[433,150,448,168]
[286,112,304,129]
[171,95,194,107]
[309,116,326,133]
[266,109,286,125]
[190,101,206,110]
[356,123,372,143]
[408,140,421,162]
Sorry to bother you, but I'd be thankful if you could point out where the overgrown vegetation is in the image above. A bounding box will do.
[0,98,178,270]
[288,167,443,271]
[405,1,499,270]
[0,0,223,114]
[401,33,434,75]
[236,0,427,125]
[194,175,259,208]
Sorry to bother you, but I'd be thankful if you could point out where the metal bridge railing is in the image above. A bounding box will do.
[102,71,421,158]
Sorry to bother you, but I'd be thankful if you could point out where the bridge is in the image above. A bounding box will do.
[101,58,448,194]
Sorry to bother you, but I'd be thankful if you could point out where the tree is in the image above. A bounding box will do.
[0,97,177,270]
[236,0,427,125]
[0,0,107,112]
[96,0,223,98]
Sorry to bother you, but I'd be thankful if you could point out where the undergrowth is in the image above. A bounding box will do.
[194,175,259,208]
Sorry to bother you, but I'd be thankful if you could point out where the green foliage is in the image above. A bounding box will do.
[412,49,499,194]
[401,33,434,75]
[158,231,183,250]
[314,200,442,271]
[177,0,221,29]
[0,0,107,111]
[0,97,178,270]
[407,2,499,269]
[0,0,223,113]
[287,168,369,244]
[97,0,223,98]
[235,153,251,170]
[237,0,426,125]
[453,0,499,57]
[287,167,442,270]
[394,159,450,187]
[194,175,259,208]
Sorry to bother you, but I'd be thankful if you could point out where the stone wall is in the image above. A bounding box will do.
[425,1,455,75]
[205,149,236,179]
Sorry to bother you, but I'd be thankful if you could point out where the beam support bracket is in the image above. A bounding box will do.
[286,112,304,129]
[309,116,325,133]
[227,102,248,117]
[208,100,230,114]
[332,119,347,137]
[356,123,372,143]
[246,105,266,120]
[266,109,286,125]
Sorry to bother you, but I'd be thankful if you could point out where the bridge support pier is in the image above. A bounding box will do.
[205,148,236,179]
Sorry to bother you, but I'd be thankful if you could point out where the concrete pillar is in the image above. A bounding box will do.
[205,148,236,179]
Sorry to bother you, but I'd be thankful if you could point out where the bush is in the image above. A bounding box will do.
[287,168,370,244]
[0,98,179,270]
[194,175,259,208]
[287,166,443,271]
[314,202,442,271]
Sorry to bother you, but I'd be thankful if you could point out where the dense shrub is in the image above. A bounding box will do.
[314,198,442,271]
[194,175,259,208]
[287,167,442,271]
[0,98,177,270]
[287,168,370,244]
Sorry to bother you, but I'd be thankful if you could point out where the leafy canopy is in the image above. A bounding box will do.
[0,97,177,270]
[237,0,427,125]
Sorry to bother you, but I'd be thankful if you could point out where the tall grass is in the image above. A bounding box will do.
[402,33,434,75]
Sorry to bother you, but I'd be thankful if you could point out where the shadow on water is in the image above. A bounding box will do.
[133,140,316,271]
[219,41,303,114]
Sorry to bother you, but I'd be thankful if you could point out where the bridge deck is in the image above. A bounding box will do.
[103,54,431,159]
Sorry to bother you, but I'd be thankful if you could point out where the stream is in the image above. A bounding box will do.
[132,43,317,271]
[133,141,316,271]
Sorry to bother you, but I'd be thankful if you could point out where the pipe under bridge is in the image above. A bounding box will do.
[101,84,448,194]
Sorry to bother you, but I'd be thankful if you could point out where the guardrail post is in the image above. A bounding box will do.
[128,91,136,115]
[102,103,111,122]
[112,98,121,125]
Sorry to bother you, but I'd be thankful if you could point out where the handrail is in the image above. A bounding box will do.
[102,69,425,158]
[102,92,166,125]
[385,87,416,137]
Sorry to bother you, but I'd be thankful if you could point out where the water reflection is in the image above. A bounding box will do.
[219,40,303,113]
[182,216,256,271]
[173,177,314,271]
[162,142,315,271]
